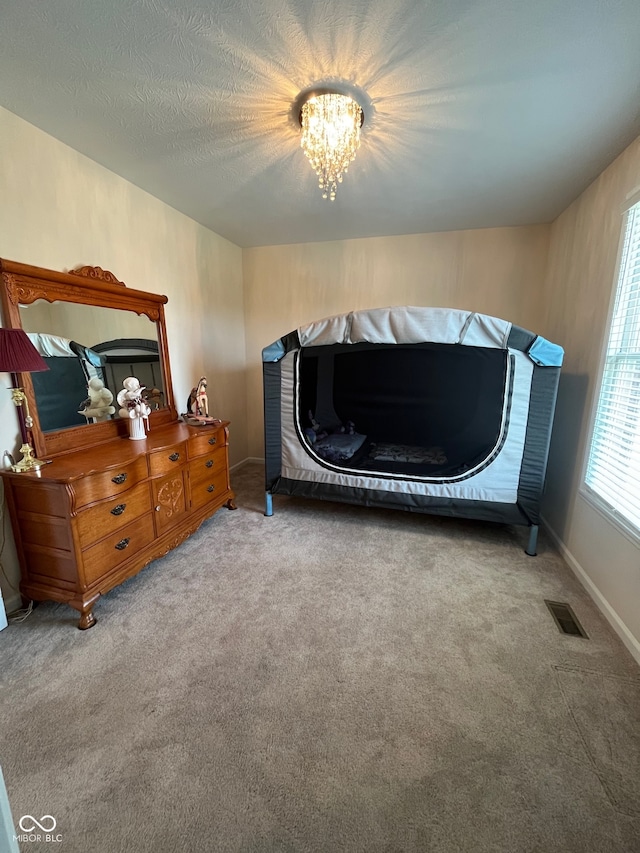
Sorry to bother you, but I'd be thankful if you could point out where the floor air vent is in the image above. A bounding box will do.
[545,600,589,638]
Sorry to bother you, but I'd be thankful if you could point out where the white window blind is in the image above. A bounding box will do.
[584,200,640,536]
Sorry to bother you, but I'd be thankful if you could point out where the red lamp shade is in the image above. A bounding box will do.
[0,328,49,373]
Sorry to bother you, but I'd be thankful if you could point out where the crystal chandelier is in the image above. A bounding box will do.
[299,91,363,201]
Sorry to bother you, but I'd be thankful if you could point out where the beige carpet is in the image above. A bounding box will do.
[1,463,639,853]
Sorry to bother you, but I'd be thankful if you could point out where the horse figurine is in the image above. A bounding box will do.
[184,376,220,425]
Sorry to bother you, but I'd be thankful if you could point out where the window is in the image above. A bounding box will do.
[584,198,640,539]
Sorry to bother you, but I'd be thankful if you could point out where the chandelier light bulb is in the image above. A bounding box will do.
[299,92,363,201]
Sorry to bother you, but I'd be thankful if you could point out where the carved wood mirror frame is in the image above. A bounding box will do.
[0,258,178,459]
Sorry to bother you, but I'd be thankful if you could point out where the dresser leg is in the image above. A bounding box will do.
[77,609,97,630]
[225,498,237,510]
[70,594,100,630]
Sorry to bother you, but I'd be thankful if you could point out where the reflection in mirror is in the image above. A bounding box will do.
[19,300,164,434]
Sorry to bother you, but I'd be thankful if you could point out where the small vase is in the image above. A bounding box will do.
[128,417,147,441]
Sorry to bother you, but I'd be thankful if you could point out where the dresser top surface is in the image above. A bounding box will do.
[2,420,229,484]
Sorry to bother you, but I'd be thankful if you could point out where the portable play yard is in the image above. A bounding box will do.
[262,306,563,555]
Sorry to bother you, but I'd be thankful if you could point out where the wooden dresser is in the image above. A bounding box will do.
[3,421,235,629]
[0,258,237,629]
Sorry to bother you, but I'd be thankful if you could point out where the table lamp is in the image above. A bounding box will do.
[0,328,49,472]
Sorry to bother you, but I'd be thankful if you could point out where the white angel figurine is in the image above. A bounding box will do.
[78,377,116,423]
[117,376,151,439]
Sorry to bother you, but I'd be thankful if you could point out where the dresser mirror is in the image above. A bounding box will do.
[20,300,164,433]
[0,259,177,459]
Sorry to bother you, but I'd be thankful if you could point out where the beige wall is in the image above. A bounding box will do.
[243,225,550,455]
[0,106,247,610]
[539,135,640,658]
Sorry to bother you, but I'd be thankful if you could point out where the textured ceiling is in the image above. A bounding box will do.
[1,0,640,248]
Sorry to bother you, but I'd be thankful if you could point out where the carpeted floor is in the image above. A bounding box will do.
[1,463,639,853]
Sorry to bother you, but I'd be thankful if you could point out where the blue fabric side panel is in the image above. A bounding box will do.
[262,331,301,363]
[263,361,282,489]
[262,340,285,362]
[516,364,561,524]
[528,336,564,367]
[507,324,537,352]
[272,478,529,526]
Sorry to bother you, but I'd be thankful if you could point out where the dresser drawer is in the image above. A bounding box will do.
[190,469,228,512]
[187,450,226,485]
[82,513,155,586]
[188,427,226,459]
[73,457,149,509]
[148,442,187,476]
[76,481,152,548]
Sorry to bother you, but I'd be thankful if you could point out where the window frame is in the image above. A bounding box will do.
[579,187,640,549]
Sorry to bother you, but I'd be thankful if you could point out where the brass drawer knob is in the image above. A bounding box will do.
[208,437,217,445]
[110,503,126,516]
[115,538,130,551]
[169,452,180,462]
[111,473,127,485]
[205,459,213,468]
[207,484,215,493]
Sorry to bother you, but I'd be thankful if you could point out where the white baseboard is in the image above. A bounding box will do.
[230,457,264,472]
[542,516,640,666]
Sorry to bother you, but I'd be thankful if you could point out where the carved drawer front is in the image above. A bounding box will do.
[188,427,226,459]
[188,449,225,486]
[151,470,189,534]
[83,513,155,586]
[73,457,149,509]
[190,469,228,512]
[76,481,153,549]
[148,442,188,477]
